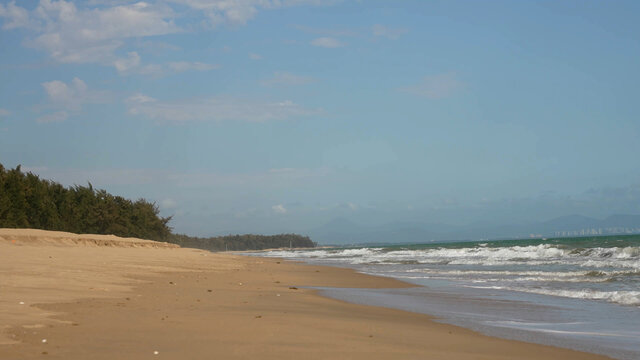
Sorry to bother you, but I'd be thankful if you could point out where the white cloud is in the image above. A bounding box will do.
[372,24,407,40]
[113,51,141,73]
[169,0,338,26]
[42,77,107,110]
[38,77,109,122]
[2,1,341,70]
[399,73,464,99]
[248,52,262,60]
[272,204,287,214]
[127,93,156,104]
[0,108,10,117]
[110,51,217,76]
[4,1,179,67]
[310,37,345,48]
[126,94,320,123]
[161,198,178,210]
[36,111,68,123]
[261,71,314,86]
[111,52,216,75]
[0,1,30,29]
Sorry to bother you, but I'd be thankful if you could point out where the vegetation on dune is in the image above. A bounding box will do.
[0,163,315,250]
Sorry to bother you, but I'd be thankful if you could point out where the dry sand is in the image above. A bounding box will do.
[0,229,610,359]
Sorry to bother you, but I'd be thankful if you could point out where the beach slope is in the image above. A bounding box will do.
[0,229,609,359]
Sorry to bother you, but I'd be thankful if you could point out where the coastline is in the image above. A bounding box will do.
[0,229,610,359]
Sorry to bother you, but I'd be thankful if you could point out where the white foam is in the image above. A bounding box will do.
[260,244,640,307]
[507,287,640,306]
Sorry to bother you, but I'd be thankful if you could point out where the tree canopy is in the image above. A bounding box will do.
[0,164,172,240]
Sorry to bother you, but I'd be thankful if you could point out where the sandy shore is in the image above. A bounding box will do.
[0,229,610,359]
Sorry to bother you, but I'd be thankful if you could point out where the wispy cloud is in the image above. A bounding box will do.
[372,24,407,40]
[249,52,262,60]
[160,198,178,210]
[261,71,314,86]
[311,37,345,48]
[42,77,108,109]
[126,94,321,123]
[399,73,465,99]
[0,108,10,117]
[113,52,217,76]
[38,77,110,122]
[6,1,180,67]
[0,1,341,71]
[167,0,341,27]
[0,1,30,30]
[272,204,287,214]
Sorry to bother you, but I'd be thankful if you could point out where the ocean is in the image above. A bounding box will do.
[253,235,640,360]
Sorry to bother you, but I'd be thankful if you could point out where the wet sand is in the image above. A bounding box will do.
[0,229,610,359]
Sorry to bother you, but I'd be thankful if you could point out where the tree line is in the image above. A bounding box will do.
[0,164,315,250]
[166,233,315,251]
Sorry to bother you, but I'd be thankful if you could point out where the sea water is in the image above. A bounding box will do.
[253,236,640,360]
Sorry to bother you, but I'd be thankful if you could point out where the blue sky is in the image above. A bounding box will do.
[1,0,639,236]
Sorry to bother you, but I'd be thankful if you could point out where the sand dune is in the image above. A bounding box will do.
[0,229,178,248]
[0,229,609,359]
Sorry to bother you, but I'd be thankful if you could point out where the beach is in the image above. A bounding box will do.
[0,229,610,360]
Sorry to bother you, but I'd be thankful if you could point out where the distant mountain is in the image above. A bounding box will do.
[310,214,640,245]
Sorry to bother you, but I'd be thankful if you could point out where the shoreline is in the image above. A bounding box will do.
[0,229,611,359]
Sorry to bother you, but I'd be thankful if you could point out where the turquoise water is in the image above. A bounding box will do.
[256,235,640,359]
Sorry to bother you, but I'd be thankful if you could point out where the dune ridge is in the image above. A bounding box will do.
[0,229,177,248]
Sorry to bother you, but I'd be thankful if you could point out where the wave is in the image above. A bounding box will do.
[261,243,640,307]
[266,244,640,270]
[506,287,640,306]
[397,269,639,283]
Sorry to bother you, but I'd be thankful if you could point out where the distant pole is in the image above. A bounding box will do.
[225,243,228,252]
[289,239,292,249]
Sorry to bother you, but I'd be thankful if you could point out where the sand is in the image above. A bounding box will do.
[0,229,610,359]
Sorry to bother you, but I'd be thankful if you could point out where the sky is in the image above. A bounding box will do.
[1,0,639,237]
